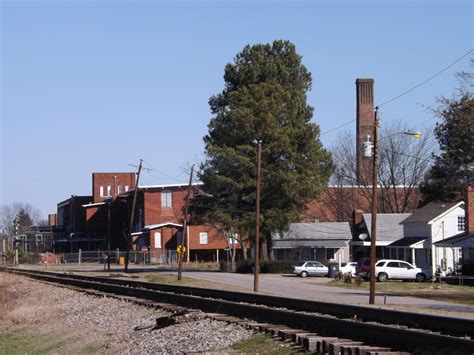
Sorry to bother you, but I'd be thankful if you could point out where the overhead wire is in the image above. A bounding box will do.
[320,49,473,137]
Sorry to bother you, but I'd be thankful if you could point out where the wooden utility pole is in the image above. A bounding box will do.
[125,159,143,272]
[178,164,194,281]
[254,141,262,292]
[369,107,379,304]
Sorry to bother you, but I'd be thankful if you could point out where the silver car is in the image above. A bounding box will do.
[291,261,328,277]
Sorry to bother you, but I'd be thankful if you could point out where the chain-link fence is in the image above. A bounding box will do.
[6,249,180,266]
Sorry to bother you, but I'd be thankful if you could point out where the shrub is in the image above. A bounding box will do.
[235,259,295,274]
[219,261,236,272]
[343,273,353,284]
[353,276,363,286]
[236,259,254,273]
[260,260,294,273]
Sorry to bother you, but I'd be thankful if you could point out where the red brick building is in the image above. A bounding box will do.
[131,184,245,262]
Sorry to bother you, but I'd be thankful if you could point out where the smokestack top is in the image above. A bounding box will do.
[356,78,374,83]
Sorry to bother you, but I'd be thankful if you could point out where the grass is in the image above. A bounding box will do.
[0,329,102,355]
[232,334,306,354]
[328,278,474,305]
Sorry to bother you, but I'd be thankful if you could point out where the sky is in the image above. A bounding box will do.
[1,0,473,219]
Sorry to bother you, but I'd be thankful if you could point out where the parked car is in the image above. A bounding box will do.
[356,258,371,279]
[373,259,431,282]
[339,262,357,275]
[291,261,328,277]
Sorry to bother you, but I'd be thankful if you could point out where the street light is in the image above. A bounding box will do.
[364,107,421,304]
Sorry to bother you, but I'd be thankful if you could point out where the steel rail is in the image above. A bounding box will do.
[4,267,473,339]
[3,268,474,354]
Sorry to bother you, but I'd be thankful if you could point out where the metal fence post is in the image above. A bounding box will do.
[79,249,82,264]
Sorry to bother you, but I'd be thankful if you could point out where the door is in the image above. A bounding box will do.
[385,261,402,279]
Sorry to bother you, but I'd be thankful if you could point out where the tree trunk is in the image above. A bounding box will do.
[261,239,269,261]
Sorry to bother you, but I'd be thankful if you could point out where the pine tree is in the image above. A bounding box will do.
[194,40,333,259]
[421,93,474,203]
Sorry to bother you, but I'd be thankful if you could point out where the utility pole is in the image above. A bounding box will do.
[369,107,379,305]
[178,164,194,281]
[125,159,143,272]
[254,141,262,292]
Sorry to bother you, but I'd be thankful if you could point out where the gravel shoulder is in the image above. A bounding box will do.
[0,273,253,354]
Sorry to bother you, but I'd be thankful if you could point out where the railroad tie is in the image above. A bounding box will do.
[356,346,392,355]
[329,340,365,354]
[303,336,339,352]
[277,329,305,341]
[293,332,317,346]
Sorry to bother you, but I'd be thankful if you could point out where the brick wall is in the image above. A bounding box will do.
[356,78,375,185]
[466,186,474,234]
[92,172,135,203]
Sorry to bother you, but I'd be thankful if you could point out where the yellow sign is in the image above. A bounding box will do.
[177,245,186,256]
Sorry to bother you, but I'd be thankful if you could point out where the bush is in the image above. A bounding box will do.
[5,249,26,264]
[236,259,253,273]
[235,259,295,274]
[219,261,236,272]
[260,260,294,273]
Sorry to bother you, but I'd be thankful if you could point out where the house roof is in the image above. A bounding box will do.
[388,237,427,247]
[401,201,464,224]
[272,222,352,241]
[138,182,203,190]
[273,239,348,249]
[362,213,411,242]
[434,232,474,248]
[144,222,183,230]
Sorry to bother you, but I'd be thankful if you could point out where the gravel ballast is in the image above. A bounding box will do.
[1,275,253,353]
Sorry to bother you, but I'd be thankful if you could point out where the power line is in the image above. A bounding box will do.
[377,49,473,107]
[320,49,473,137]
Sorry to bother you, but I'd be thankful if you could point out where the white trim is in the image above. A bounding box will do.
[350,240,392,246]
[427,201,464,225]
[144,222,183,230]
[82,202,106,208]
[139,182,203,189]
[131,231,145,236]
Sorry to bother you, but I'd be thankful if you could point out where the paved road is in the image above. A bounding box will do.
[172,270,474,315]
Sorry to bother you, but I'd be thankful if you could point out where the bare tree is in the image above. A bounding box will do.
[0,202,43,236]
[328,121,434,218]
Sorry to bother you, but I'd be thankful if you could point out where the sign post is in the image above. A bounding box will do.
[142,246,147,265]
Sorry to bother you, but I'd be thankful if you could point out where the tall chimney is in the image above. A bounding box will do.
[356,78,375,184]
[466,186,474,234]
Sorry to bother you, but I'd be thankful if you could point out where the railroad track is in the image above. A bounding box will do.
[2,267,474,354]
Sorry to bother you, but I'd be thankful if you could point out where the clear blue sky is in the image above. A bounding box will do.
[1,0,472,219]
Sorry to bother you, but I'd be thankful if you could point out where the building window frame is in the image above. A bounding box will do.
[154,232,161,249]
[199,232,208,245]
[161,190,173,208]
[100,185,104,197]
[457,216,466,232]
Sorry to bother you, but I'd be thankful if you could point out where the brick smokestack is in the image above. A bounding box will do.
[356,78,375,184]
[466,186,474,234]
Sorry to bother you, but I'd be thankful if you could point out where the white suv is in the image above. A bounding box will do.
[373,259,431,282]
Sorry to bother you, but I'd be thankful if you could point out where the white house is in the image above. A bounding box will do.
[396,201,465,276]
[272,222,352,264]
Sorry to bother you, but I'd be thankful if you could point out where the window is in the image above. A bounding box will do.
[458,216,466,232]
[199,232,208,244]
[230,233,238,244]
[326,248,335,260]
[117,185,122,194]
[107,185,112,196]
[125,185,130,192]
[161,190,173,208]
[99,186,104,197]
[154,232,161,248]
